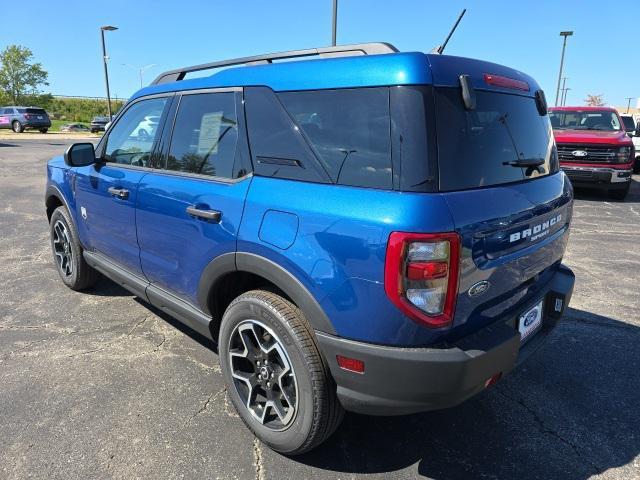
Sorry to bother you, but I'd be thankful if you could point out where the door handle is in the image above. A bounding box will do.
[186,205,222,223]
[108,187,129,200]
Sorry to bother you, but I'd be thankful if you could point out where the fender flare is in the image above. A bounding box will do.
[45,184,73,219]
[197,252,336,335]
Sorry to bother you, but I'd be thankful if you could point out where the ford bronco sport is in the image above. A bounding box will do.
[45,43,575,454]
[549,106,635,199]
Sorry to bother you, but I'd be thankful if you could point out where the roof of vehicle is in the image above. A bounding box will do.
[129,43,541,101]
[549,106,618,112]
[1,106,47,109]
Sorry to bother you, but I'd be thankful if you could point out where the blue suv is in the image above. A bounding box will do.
[45,43,575,454]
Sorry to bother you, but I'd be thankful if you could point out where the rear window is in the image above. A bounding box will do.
[278,88,392,190]
[26,108,46,115]
[435,88,556,191]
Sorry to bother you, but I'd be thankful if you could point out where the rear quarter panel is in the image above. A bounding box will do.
[239,176,456,346]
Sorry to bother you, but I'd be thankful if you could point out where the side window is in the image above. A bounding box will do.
[166,92,238,178]
[278,88,392,189]
[244,87,330,184]
[103,97,168,166]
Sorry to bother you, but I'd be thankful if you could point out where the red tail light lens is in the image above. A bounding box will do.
[336,355,365,374]
[23,114,32,120]
[484,73,530,92]
[384,232,460,328]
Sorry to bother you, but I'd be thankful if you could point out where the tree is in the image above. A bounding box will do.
[584,94,605,107]
[0,45,49,104]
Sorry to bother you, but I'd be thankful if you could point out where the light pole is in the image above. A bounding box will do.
[100,25,118,119]
[562,88,571,106]
[331,0,338,46]
[122,63,157,88]
[554,31,573,106]
[626,97,633,113]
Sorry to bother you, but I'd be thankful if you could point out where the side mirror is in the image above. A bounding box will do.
[64,142,96,167]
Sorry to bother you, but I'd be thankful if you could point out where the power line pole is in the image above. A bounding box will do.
[562,88,571,106]
[554,31,573,106]
[331,0,338,46]
[626,97,633,113]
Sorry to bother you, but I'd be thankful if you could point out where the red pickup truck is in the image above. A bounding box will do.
[549,107,634,200]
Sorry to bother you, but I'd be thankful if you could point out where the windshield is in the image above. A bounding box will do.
[549,110,622,131]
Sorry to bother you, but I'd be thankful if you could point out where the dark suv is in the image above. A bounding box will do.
[45,43,575,454]
[0,106,51,133]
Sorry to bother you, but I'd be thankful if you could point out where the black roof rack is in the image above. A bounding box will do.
[150,42,399,85]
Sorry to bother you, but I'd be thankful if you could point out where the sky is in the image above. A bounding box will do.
[1,0,639,108]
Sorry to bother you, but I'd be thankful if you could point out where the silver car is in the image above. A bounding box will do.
[0,106,52,133]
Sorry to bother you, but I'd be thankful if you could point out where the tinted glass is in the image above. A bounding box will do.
[26,108,46,115]
[435,88,555,191]
[548,109,622,131]
[167,93,238,178]
[621,116,636,131]
[17,108,26,114]
[103,97,168,166]
[279,88,392,189]
[245,87,329,183]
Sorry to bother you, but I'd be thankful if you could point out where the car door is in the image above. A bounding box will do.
[74,95,172,275]
[136,89,252,304]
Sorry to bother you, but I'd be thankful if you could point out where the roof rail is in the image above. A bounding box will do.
[150,42,399,85]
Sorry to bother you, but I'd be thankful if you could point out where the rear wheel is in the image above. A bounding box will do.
[219,290,343,455]
[608,183,630,200]
[39,128,48,133]
[49,206,99,290]
[12,120,24,133]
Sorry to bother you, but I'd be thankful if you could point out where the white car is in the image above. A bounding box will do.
[136,115,160,139]
[620,114,640,172]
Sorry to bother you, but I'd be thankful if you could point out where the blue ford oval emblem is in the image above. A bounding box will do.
[468,281,490,298]
[523,310,537,327]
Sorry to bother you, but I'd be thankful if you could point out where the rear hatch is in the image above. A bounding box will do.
[23,108,50,124]
[427,55,573,338]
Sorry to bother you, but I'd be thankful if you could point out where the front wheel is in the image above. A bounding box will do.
[12,120,24,133]
[49,206,99,290]
[219,290,343,455]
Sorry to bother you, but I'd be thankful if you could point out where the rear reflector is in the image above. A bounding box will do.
[336,355,365,374]
[484,372,502,388]
[484,73,530,92]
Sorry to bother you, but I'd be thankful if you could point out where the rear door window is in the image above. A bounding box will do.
[278,88,392,189]
[435,88,555,191]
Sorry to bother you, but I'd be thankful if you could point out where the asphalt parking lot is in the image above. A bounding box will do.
[1,138,639,480]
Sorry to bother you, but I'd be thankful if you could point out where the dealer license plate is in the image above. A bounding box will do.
[518,300,543,343]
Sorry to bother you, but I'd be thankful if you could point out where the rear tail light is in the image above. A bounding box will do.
[23,114,32,120]
[384,232,460,328]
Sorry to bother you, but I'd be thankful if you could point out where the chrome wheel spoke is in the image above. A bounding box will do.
[228,319,298,431]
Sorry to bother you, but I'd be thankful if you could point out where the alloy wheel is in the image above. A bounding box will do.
[228,319,298,431]
[52,220,73,276]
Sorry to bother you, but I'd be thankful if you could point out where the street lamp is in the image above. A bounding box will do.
[554,31,573,106]
[331,0,338,46]
[122,63,157,89]
[100,25,118,119]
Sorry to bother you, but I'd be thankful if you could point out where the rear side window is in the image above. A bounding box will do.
[435,88,556,191]
[278,88,392,189]
[167,93,238,179]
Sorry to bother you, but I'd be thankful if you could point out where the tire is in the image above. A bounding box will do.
[49,206,99,290]
[39,128,48,133]
[12,120,24,133]
[608,184,630,200]
[219,290,344,455]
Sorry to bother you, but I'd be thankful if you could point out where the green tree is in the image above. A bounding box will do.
[0,45,49,104]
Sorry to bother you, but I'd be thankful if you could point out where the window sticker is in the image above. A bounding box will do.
[198,111,223,155]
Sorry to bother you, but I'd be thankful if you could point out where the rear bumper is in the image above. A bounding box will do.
[317,264,575,416]
[25,121,51,128]
[562,165,632,187]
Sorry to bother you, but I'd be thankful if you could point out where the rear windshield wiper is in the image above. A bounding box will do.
[503,158,544,167]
